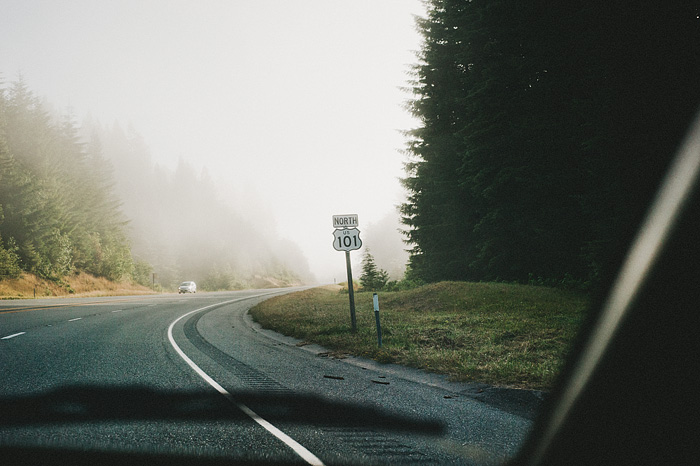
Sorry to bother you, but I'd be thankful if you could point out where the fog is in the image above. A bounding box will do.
[1,0,424,284]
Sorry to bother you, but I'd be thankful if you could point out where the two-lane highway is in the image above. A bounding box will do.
[1,290,534,465]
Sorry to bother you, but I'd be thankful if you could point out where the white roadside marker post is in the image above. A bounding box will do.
[373,292,382,348]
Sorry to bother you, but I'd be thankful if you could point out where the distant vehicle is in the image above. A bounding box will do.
[178,281,196,294]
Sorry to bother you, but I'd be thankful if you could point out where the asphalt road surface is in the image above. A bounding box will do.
[0,289,536,465]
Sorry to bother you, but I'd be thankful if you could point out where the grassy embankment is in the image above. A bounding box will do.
[0,272,154,299]
[250,282,589,390]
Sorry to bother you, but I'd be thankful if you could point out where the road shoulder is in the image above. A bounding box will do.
[243,310,547,421]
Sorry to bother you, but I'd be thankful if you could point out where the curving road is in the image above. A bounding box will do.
[0,289,534,465]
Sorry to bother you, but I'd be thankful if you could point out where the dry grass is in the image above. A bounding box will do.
[250,282,589,390]
[0,272,155,299]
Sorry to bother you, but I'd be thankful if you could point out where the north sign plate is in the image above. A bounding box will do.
[333,214,359,229]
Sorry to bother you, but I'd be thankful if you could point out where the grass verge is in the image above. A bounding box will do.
[249,282,589,390]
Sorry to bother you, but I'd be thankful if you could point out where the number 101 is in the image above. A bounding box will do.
[337,235,359,248]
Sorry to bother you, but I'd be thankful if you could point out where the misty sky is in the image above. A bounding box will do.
[0,0,425,282]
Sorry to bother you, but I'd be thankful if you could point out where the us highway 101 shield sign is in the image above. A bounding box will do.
[333,228,362,252]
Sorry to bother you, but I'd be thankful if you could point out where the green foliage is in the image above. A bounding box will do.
[97,233,133,281]
[401,2,700,289]
[34,229,73,280]
[0,77,142,282]
[251,283,589,389]
[1,75,305,290]
[79,120,309,291]
[383,278,425,292]
[131,259,153,287]
[200,269,243,292]
[359,249,389,291]
[0,234,21,279]
[527,273,589,293]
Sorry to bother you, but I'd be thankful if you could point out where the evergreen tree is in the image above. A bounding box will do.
[401,1,700,287]
[1,75,308,288]
[0,77,136,281]
[360,249,389,291]
[0,234,21,279]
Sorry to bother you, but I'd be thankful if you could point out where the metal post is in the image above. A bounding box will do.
[345,251,357,333]
[373,293,382,347]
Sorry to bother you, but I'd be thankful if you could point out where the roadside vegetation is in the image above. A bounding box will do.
[0,271,153,299]
[0,78,309,292]
[399,2,697,293]
[250,282,588,390]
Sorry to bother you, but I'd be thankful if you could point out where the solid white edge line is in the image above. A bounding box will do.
[167,298,325,466]
[1,332,26,340]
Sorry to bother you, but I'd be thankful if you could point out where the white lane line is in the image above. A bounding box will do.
[68,317,82,322]
[112,310,124,313]
[1,332,26,340]
[167,298,325,466]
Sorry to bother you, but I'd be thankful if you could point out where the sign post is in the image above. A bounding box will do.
[332,214,362,333]
[345,251,357,333]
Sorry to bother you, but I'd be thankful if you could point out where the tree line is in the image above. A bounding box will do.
[401,1,700,290]
[0,78,139,284]
[0,77,311,289]
[81,115,313,290]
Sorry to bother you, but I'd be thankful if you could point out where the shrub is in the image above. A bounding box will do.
[0,235,21,279]
[359,250,389,291]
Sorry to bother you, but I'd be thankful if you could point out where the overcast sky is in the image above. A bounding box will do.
[0,0,425,282]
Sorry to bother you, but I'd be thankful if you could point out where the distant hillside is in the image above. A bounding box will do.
[0,272,153,300]
[1,76,314,292]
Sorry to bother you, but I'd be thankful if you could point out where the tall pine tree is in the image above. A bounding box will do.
[0,77,135,281]
[401,1,700,287]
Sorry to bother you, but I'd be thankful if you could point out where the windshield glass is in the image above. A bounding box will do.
[1,2,697,465]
